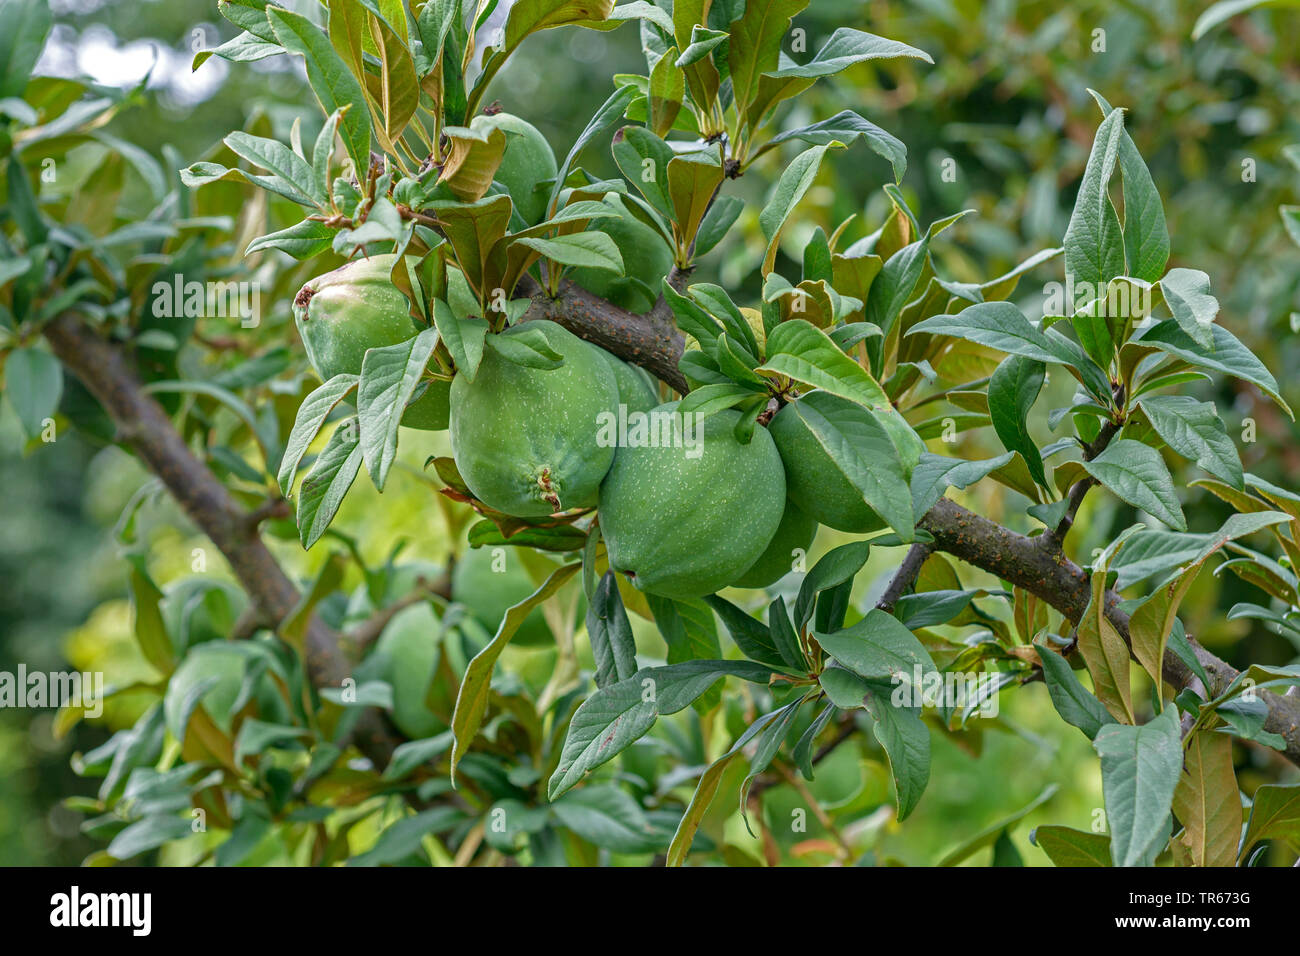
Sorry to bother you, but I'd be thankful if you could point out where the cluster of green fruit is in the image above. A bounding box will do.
[449,319,884,600]
[291,112,883,604]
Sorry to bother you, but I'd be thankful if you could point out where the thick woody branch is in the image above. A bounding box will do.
[920,496,1300,766]
[515,275,688,393]
[44,314,403,768]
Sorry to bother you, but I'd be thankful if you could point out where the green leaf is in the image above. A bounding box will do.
[4,346,62,440]
[1037,645,1114,740]
[279,376,359,496]
[937,784,1059,865]
[548,659,773,798]
[818,666,872,708]
[128,564,174,674]
[1094,707,1182,867]
[725,0,810,117]
[667,149,725,255]
[296,420,364,549]
[1136,394,1242,489]
[1082,439,1187,531]
[611,125,674,216]
[766,27,932,81]
[1063,108,1126,293]
[790,396,915,539]
[865,681,931,820]
[516,232,624,272]
[910,451,1014,519]
[794,540,871,631]
[245,218,336,259]
[705,594,787,669]
[357,328,439,491]
[1239,783,1300,858]
[760,319,891,409]
[988,355,1047,489]
[551,784,661,853]
[758,143,840,273]
[766,110,907,183]
[1157,267,1217,350]
[0,0,52,98]
[814,609,935,682]
[485,325,564,369]
[431,299,488,381]
[1031,825,1113,867]
[224,130,326,207]
[1108,511,1293,589]
[267,7,371,176]
[451,562,580,783]
[347,807,465,866]
[1135,318,1292,419]
[588,570,637,688]
[1088,91,1169,284]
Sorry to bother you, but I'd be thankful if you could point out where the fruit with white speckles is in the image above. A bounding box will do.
[729,499,817,589]
[449,320,618,517]
[598,404,786,599]
[292,254,448,429]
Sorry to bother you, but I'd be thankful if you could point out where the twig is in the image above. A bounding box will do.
[44,313,405,768]
[875,542,934,612]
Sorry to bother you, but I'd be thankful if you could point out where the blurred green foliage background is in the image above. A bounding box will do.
[3,0,1298,865]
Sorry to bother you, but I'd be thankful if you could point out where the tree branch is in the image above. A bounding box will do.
[515,275,688,393]
[920,496,1300,766]
[875,542,934,611]
[44,313,404,768]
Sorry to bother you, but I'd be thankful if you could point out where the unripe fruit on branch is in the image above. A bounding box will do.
[470,111,557,225]
[768,392,887,534]
[292,253,449,429]
[729,499,817,589]
[449,320,619,517]
[599,404,786,599]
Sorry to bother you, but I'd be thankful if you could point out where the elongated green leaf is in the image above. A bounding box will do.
[451,563,580,782]
[0,0,52,98]
[1089,91,1169,284]
[552,785,661,853]
[1032,825,1113,866]
[516,232,624,272]
[1136,318,1292,419]
[988,354,1047,489]
[1094,707,1182,867]
[296,420,363,549]
[726,0,809,116]
[278,373,358,495]
[587,570,637,688]
[1158,267,1217,349]
[758,144,839,273]
[267,7,371,175]
[910,451,1014,519]
[766,110,906,182]
[4,346,62,440]
[760,319,890,409]
[1038,645,1114,740]
[1064,108,1126,293]
[1136,394,1242,489]
[790,396,915,539]
[814,609,935,682]
[1082,439,1186,531]
[548,659,773,798]
[865,681,931,820]
[1108,511,1293,589]
[357,328,439,491]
